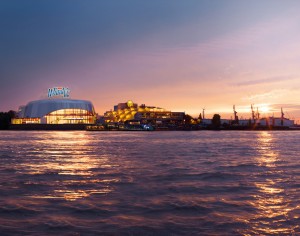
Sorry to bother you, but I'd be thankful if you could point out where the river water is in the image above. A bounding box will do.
[0,131,299,235]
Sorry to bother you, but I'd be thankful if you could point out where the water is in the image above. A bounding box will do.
[0,131,299,235]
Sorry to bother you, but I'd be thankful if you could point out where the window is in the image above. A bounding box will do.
[45,109,95,124]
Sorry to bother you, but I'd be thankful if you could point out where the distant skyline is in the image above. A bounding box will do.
[1,0,300,122]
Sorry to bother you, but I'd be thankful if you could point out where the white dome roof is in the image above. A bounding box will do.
[22,99,95,118]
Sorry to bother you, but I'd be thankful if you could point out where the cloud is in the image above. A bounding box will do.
[241,89,294,104]
[272,103,300,110]
[232,75,298,87]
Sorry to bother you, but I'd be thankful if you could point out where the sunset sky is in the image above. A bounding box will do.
[1,0,300,122]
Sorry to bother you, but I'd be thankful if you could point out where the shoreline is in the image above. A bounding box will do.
[5,124,300,131]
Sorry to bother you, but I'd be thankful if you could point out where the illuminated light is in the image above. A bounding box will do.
[127,100,134,107]
[48,87,70,98]
[44,108,95,124]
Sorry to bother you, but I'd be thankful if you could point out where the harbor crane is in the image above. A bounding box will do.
[233,105,239,124]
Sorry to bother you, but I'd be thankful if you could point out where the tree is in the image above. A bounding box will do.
[198,113,202,120]
[184,114,193,125]
[211,114,221,129]
[197,113,202,124]
[0,110,16,130]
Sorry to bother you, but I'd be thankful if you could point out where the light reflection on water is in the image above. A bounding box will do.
[0,131,299,235]
[256,131,279,167]
[18,131,119,201]
[249,132,296,235]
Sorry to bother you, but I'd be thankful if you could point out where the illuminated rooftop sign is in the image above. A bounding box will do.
[48,87,70,98]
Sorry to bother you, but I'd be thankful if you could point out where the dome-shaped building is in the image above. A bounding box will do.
[12,99,96,124]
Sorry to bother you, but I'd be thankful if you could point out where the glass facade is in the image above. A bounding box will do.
[11,118,40,124]
[11,99,96,126]
[45,109,95,124]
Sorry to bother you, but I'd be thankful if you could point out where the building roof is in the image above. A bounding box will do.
[22,99,95,118]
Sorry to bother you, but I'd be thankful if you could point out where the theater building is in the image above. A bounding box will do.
[11,87,96,125]
[104,100,185,126]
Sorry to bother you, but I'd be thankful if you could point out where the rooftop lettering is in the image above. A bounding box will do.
[48,87,70,98]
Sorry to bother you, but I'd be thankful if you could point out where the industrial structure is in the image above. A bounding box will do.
[200,105,295,128]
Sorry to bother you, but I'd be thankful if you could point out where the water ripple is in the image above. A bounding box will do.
[0,130,299,235]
